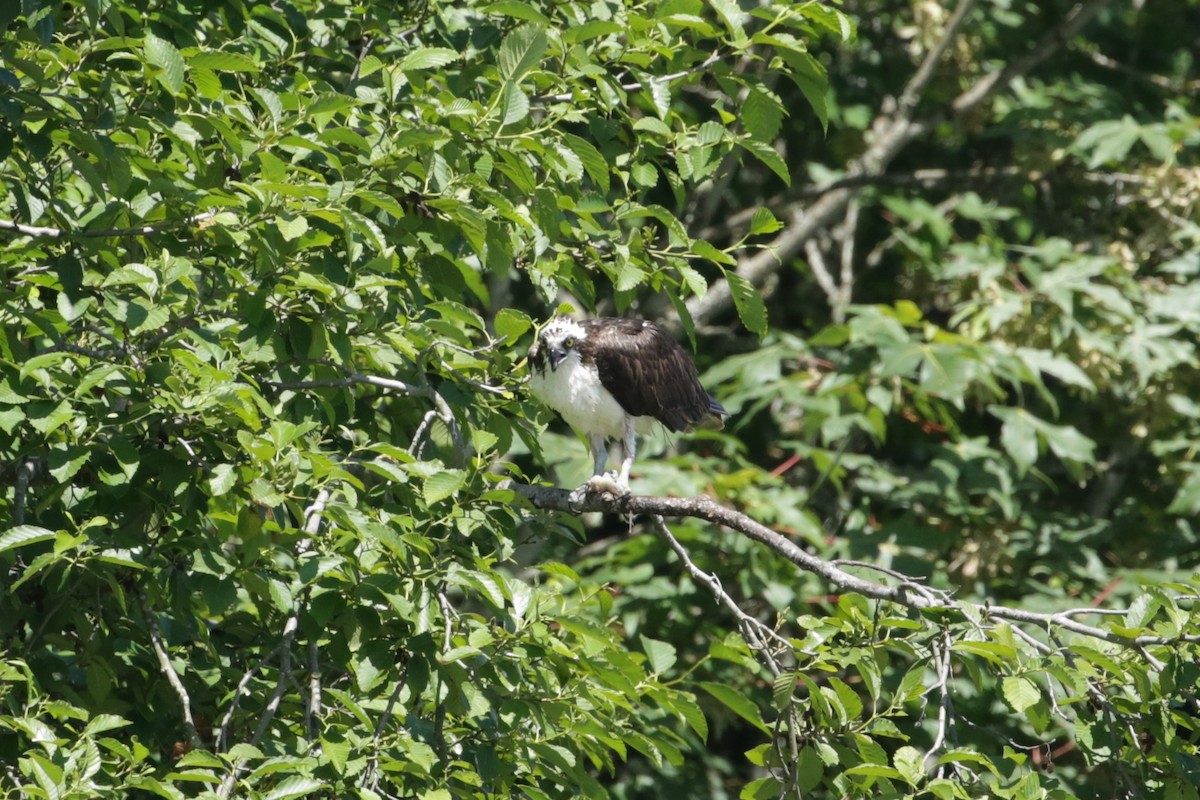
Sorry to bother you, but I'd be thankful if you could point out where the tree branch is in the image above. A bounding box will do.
[270,371,466,464]
[141,600,203,752]
[508,483,1200,649]
[687,0,1117,325]
[0,212,218,239]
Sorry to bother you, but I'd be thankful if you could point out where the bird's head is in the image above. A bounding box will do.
[532,317,587,372]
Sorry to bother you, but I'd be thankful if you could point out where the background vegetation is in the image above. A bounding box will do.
[2,0,1199,798]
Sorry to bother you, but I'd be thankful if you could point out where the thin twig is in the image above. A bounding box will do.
[13,458,35,526]
[218,613,300,798]
[142,601,203,751]
[271,370,466,463]
[534,51,722,103]
[216,645,283,752]
[924,626,957,773]
[652,516,794,672]
[0,211,218,239]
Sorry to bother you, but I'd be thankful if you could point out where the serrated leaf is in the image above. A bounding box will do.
[725,271,768,335]
[742,87,784,142]
[738,138,790,186]
[498,24,547,82]
[561,133,610,193]
[700,681,769,734]
[144,33,185,94]
[740,776,779,800]
[191,67,221,99]
[189,51,259,72]
[0,525,57,554]
[797,745,823,791]
[275,214,308,241]
[645,78,670,119]
[83,714,131,736]
[671,693,708,741]
[639,635,677,675]
[495,308,533,344]
[264,775,326,800]
[48,446,89,483]
[1002,675,1040,713]
[749,207,782,235]
[424,469,466,504]
[398,47,460,71]
[57,290,94,322]
[631,161,658,187]
[707,0,746,38]
[483,1,551,23]
[893,745,924,786]
[500,81,529,126]
[691,239,736,265]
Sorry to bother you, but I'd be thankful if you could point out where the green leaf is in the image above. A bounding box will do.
[893,745,924,786]
[691,239,736,266]
[144,33,185,94]
[741,87,784,142]
[797,745,823,791]
[561,133,610,193]
[495,308,533,344]
[424,469,466,505]
[993,407,1038,475]
[0,525,57,554]
[275,214,309,241]
[700,681,770,734]
[398,47,460,71]
[725,271,768,335]
[1168,470,1200,514]
[483,1,551,23]
[498,24,547,82]
[749,207,782,235]
[740,776,780,800]
[639,635,677,675]
[738,138,790,185]
[500,81,530,126]
[1001,675,1040,713]
[707,0,746,38]
[189,50,259,72]
[264,776,326,800]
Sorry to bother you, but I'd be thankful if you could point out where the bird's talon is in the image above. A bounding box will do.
[585,472,629,497]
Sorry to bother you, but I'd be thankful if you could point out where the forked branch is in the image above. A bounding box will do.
[508,483,1200,649]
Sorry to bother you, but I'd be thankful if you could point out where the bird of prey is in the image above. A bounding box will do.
[528,316,727,496]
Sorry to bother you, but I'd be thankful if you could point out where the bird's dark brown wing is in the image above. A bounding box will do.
[583,318,718,432]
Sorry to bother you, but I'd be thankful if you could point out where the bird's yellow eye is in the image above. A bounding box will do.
[564,337,575,348]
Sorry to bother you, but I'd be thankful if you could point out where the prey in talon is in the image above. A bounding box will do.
[527,316,727,498]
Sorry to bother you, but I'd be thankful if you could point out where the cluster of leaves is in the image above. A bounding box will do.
[0,0,845,797]
[3,0,1200,799]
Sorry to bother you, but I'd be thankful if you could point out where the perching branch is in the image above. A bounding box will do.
[508,483,1200,649]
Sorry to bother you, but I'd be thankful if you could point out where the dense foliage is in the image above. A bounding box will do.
[2,0,1199,798]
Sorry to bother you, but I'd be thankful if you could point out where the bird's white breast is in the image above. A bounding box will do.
[530,357,635,441]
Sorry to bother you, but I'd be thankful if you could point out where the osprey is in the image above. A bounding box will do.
[528,316,727,495]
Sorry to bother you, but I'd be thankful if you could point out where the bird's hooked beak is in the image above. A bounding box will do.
[548,347,567,371]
